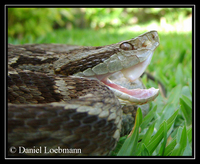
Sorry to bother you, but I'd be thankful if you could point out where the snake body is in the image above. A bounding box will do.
[8,31,159,156]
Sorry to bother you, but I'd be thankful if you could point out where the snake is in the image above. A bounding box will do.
[7,30,159,156]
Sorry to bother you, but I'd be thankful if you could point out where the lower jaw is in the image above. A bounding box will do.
[100,71,159,105]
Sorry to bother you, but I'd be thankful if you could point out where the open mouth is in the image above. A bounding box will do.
[102,53,159,104]
[77,31,160,105]
[97,50,159,105]
[98,31,159,104]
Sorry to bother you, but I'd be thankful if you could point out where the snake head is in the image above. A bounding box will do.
[55,31,160,105]
[81,31,160,105]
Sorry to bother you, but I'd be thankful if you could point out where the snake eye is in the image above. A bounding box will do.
[120,42,134,50]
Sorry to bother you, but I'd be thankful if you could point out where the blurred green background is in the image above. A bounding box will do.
[7,8,193,156]
[8,8,192,40]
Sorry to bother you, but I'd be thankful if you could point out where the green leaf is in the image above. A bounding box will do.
[117,108,142,156]
[154,103,176,130]
[181,94,192,109]
[179,125,187,150]
[141,122,155,146]
[166,109,179,128]
[187,126,192,143]
[145,124,164,154]
[170,125,187,156]
[135,121,156,156]
[181,86,192,100]
[140,105,157,130]
[141,143,150,156]
[146,109,179,154]
[137,107,143,127]
[164,139,177,156]
[180,95,192,125]
[167,85,182,105]
[158,121,168,156]
[175,64,183,85]
[183,142,192,156]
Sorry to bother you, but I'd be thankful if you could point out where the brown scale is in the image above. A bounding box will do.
[8,103,118,156]
[55,50,118,76]
[8,71,63,104]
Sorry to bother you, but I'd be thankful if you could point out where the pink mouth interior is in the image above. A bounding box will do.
[102,78,158,99]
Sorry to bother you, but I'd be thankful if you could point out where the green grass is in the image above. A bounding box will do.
[8,27,192,157]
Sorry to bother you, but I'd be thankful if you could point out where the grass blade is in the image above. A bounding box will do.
[146,109,179,154]
[140,122,155,146]
[141,143,150,156]
[158,121,167,156]
[170,125,187,156]
[117,108,142,156]
[140,105,157,130]
[180,95,192,125]
[135,122,155,156]
[164,139,177,156]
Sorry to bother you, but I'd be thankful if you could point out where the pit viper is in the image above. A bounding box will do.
[8,30,159,156]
